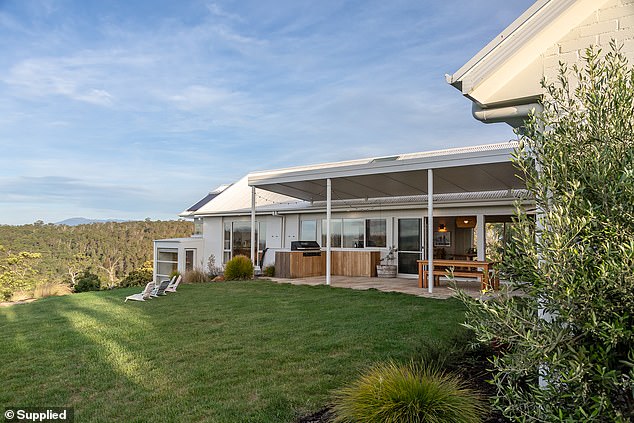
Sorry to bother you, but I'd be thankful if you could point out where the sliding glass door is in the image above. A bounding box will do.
[397,218,423,274]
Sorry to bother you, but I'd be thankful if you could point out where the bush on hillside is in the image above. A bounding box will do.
[120,268,153,288]
[74,270,101,293]
[34,282,72,298]
[223,255,254,281]
[332,360,485,423]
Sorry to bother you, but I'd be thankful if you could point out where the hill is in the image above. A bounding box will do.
[55,217,128,226]
[0,220,193,293]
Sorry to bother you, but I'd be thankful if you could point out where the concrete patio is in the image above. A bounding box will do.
[268,275,495,300]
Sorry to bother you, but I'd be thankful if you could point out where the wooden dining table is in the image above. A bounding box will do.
[417,259,499,290]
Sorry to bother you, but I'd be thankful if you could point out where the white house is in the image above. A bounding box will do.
[154,0,634,289]
[154,141,529,291]
[446,0,634,127]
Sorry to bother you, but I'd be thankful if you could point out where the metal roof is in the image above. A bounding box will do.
[183,184,233,213]
[182,175,306,217]
[249,141,524,201]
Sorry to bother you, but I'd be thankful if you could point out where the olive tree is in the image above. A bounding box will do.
[462,43,634,421]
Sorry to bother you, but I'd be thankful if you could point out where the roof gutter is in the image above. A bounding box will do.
[472,102,542,128]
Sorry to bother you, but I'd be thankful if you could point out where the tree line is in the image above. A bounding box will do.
[0,220,193,299]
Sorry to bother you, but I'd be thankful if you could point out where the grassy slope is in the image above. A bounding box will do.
[0,281,467,422]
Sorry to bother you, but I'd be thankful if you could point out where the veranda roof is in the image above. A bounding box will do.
[248,141,524,200]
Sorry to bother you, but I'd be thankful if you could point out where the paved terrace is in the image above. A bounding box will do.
[268,275,498,300]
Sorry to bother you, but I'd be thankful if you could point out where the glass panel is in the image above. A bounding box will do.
[158,261,177,276]
[193,218,203,235]
[485,222,520,262]
[158,250,178,262]
[185,250,194,271]
[223,251,231,265]
[343,219,364,248]
[300,220,317,241]
[223,222,231,250]
[258,221,266,251]
[366,219,386,247]
[398,252,420,274]
[398,219,421,252]
[321,219,342,248]
[232,221,252,258]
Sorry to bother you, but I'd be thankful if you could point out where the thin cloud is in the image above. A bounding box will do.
[0,0,533,224]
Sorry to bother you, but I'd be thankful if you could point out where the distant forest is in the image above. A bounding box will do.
[0,220,193,291]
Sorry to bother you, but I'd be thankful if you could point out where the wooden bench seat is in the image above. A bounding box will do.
[417,259,499,291]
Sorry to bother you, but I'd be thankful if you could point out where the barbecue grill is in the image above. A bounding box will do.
[290,241,322,257]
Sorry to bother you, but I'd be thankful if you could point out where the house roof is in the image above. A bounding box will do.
[446,0,609,108]
[183,142,526,217]
[181,175,307,217]
[184,184,232,213]
[249,141,524,202]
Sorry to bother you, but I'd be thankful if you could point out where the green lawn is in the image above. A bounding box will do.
[0,281,467,422]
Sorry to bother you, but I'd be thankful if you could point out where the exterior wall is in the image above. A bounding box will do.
[544,0,634,82]
[283,214,299,248]
[194,202,521,276]
[153,238,204,283]
[203,217,223,271]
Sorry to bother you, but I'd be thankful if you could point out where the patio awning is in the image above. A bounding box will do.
[248,142,524,200]
[247,141,524,293]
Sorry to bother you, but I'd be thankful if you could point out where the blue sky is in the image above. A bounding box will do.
[0,0,534,225]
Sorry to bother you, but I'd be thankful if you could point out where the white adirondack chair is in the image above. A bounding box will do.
[124,282,155,302]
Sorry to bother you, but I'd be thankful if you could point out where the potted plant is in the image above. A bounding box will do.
[376,246,397,278]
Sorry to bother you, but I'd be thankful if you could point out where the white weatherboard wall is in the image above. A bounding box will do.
[284,214,299,248]
[267,216,283,248]
[203,217,223,271]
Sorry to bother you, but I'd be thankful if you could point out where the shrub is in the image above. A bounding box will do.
[332,360,485,423]
[74,270,101,293]
[33,282,72,298]
[262,265,275,277]
[207,254,222,277]
[120,268,153,288]
[182,268,210,284]
[461,43,634,421]
[223,255,254,280]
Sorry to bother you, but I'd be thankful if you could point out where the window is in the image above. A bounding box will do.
[185,250,194,271]
[366,219,386,247]
[156,248,178,281]
[258,222,266,252]
[300,220,317,241]
[222,220,266,265]
[193,218,203,236]
[321,218,386,249]
[223,222,231,264]
[343,219,364,248]
[321,219,342,248]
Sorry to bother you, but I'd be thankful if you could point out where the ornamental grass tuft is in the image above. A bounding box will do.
[332,360,485,423]
[223,255,254,280]
[182,268,210,284]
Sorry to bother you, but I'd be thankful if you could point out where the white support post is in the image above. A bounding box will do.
[427,169,434,294]
[251,186,256,267]
[326,178,332,285]
[326,178,332,286]
[476,214,485,261]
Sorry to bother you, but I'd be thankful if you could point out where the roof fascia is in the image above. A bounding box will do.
[448,0,554,94]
